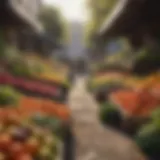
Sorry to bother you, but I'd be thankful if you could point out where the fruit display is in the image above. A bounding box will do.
[37,72,70,87]
[88,72,126,91]
[0,85,70,123]
[89,66,160,125]
[91,70,160,158]
[0,50,72,102]
[88,71,131,103]
[0,89,70,159]
[1,52,71,95]
[7,57,38,77]
[109,89,160,118]
[19,96,70,121]
[94,83,128,103]
[0,73,62,100]
[0,116,60,160]
[18,54,70,87]
[96,72,160,121]
[0,48,72,159]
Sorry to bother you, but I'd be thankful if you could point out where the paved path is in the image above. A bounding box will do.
[68,76,147,160]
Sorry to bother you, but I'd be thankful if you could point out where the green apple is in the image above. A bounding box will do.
[39,146,52,159]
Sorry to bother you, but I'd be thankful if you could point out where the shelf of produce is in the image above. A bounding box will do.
[0,106,73,160]
[110,90,160,119]
[0,82,74,159]
[0,73,68,103]
[1,66,69,88]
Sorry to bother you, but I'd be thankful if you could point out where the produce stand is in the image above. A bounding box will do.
[88,64,160,159]
[88,71,129,104]
[0,73,68,103]
[110,97,150,136]
[0,53,74,159]
[91,0,160,157]
[0,87,74,160]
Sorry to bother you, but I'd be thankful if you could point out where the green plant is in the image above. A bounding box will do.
[31,114,63,138]
[47,117,64,136]
[135,123,160,157]
[135,107,160,157]
[0,85,21,106]
[99,102,122,128]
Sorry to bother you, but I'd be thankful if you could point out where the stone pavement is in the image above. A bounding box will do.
[68,76,147,160]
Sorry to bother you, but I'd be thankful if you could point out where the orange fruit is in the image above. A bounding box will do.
[24,137,39,154]
[6,111,20,125]
[15,153,32,160]
[0,134,12,150]
[9,142,25,157]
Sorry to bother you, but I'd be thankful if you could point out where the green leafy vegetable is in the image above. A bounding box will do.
[0,85,21,106]
[135,123,160,157]
[99,102,122,128]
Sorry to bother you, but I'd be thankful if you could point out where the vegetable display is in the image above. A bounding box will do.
[99,102,122,128]
[0,73,61,99]
[110,89,159,117]
[0,51,72,159]
[6,54,70,87]
[0,86,70,159]
[0,116,60,160]
[89,68,160,158]
[0,86,21,106]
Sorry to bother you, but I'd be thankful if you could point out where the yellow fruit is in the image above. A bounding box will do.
[25,137,40,154]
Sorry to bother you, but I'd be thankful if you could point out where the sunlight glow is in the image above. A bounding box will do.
[43,0,87,21]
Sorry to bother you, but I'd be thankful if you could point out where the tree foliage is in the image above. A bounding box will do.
[39,5,69,45]
[85,0,117,47]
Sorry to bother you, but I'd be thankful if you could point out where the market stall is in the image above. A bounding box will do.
[0,47,73,159]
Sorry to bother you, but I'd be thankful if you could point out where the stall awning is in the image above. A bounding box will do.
[98,0,146,39]
[9,0,43,33]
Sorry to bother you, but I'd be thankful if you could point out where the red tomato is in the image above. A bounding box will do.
[0,134,12,150]
[14,153,32,160]
[9,142,25,157]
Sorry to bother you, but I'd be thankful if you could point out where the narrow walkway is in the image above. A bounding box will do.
[68,76,146,160]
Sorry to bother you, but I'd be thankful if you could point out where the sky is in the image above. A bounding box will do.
[43,0,87,22]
